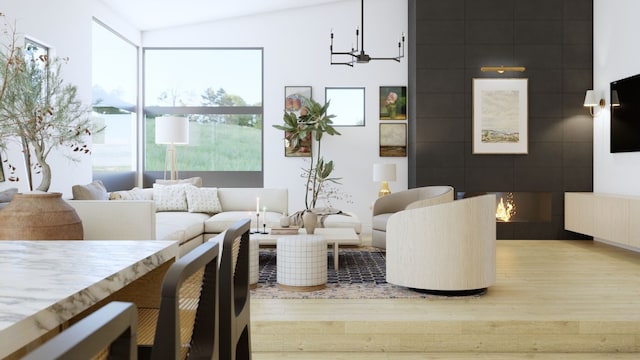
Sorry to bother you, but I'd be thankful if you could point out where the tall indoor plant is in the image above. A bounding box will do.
[273,96,341,230]
[0,17,95,192]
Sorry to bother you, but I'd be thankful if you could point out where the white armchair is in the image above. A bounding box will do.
[371,186,454,248]
[386,194,496,295]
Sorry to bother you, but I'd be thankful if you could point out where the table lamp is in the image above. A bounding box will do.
[373,163,396,197]
[155,116,189,181]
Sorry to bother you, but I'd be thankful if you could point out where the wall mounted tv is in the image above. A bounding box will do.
[611,73,640,153]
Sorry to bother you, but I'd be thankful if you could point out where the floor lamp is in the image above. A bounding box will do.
[373,163,396,197]
[155,116,189,181]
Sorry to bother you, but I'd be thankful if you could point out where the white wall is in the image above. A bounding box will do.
[143,0,409,232]
[1,0,94,197]
[593,0,640,195]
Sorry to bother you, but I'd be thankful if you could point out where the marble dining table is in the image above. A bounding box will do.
[0,239,178,359]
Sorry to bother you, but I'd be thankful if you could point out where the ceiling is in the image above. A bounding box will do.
[101,0,348,31]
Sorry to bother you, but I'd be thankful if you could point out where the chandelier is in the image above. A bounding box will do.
[330,0,405,66]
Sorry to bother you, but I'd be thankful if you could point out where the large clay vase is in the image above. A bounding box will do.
[0,192,83,240]
[302,211,318,234]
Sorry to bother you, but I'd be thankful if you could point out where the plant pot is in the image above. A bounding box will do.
[0,192,83,240]
[302,211,318,234]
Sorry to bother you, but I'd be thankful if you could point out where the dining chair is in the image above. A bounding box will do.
[137,239,220,360]
[23,301,138,360]
[218,218,252,360]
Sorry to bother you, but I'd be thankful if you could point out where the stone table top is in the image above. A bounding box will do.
[0,240,178,358]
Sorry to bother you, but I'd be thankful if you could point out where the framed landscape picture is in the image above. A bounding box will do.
[379,123,407,157]
[472,78,528,154]
[285,86,312,116]
[379,86,407,120]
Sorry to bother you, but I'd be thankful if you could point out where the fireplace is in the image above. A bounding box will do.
[457,192,552,223]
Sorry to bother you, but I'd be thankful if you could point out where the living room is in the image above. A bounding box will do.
[2,0,640,358]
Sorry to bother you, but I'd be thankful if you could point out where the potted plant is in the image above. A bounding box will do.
[0,16,98,240]
[273,96,341,232]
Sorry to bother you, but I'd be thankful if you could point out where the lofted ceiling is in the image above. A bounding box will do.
[100,0,349,31]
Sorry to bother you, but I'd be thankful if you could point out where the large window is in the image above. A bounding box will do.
[91,20,138,172]
[143,48,263,173]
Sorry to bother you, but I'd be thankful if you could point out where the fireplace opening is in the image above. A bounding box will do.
[457,192,552,223]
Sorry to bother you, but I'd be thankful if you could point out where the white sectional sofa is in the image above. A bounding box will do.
[67,186,361,256]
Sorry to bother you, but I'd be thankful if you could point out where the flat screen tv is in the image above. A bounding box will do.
[611,73,640,153]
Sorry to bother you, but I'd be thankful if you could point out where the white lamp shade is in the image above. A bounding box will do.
[155,116,189,144]
[583,90,598,107]
[373,163,397,182]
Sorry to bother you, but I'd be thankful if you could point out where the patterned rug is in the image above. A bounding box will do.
[250,247,479,299]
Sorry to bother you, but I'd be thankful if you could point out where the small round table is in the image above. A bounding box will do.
[277,234,327,291]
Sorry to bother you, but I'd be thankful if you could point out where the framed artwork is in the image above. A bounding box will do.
[325,87,365,126]
[472,78,528,154]
[379,123,407,157]
[285,86,312,116]
[0,154,4,182]
[284,131,312,157]
[379,86,407,120]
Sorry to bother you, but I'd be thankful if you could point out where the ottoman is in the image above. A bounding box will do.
[277,234,327,291]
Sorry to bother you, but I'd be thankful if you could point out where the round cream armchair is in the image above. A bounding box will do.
[386,194,496,295]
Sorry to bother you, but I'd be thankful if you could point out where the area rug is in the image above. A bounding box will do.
[250,247,480,299]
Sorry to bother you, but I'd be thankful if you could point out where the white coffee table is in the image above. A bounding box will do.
[251,227,360,270]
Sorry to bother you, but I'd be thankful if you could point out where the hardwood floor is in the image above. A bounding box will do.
[250,239,640,358]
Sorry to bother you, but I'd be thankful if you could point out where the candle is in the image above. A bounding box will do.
[256,197,260,214]
[262,206,266,228]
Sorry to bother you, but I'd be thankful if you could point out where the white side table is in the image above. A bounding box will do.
[249,236,259,288]
[277,234,327,291]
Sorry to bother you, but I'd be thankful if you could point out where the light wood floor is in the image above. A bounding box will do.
[250,239,640,359]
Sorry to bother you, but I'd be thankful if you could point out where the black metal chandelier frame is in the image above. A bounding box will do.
[330,0,405,66]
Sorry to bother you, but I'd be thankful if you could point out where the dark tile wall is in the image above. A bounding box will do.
[408,0,593,239]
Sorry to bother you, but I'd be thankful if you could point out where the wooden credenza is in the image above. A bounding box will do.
[565,192,640,251]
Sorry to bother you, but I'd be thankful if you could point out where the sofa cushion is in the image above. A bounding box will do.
[185,186,222,214]
[372,213,393,232]
[204,211,282,234]
[155,177,202,187]
[109,187,145,200]
[0,188,18,203]
[72,180,108,200]
[153,183,189,211]
[155,212,209,244]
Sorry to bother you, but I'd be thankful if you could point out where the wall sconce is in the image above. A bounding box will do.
[480,66,526,74]
[583,90,605,117]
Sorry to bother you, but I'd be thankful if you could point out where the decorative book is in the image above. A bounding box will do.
[270,226,301,235]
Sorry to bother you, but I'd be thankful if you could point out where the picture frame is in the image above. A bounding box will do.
[379,123,407,157]
[325,87,365,126]
[379,86,407,120]
[285,86,312,116]
[284,131,312,157]
[472,78,528,154]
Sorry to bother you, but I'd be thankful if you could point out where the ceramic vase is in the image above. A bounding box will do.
[302,211,317,234]
[280,213,291,227]
[0,192,83,240]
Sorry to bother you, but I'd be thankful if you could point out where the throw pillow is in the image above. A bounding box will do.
[153,183,189,212]
[0,188,18,203]
[155,177,203,187]
[109,187,145,200]
[72,180,108,200]
[185,186,222,214]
